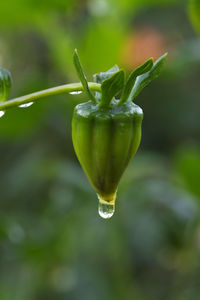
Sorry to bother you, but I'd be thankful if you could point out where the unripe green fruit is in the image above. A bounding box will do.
[72,49,166,218]
[72,100,143,205]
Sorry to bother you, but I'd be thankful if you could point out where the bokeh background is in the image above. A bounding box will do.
[0,0,200,299]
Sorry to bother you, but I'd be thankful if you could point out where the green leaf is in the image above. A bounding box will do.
[175,146,200,198]
[127,53,168,102]
[93,65,120,84]
[73,49,97,103]
[0,68,12,102]
[119,58,153,104]
[188,0,200,35]
[99,70,125,108]
[93,65,120,101]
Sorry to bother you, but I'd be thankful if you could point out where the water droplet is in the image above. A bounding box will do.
[98,196,115,219]
[69,91,82,95]
[0,111,5,118]
[19,102,33,108]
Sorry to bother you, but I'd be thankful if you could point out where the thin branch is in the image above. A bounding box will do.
[0,82,101,111]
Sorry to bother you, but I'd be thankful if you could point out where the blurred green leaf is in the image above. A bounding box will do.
[80,21,124,71]
[174,146,200,199]
[0,0,75,26]
[188,0,200,35]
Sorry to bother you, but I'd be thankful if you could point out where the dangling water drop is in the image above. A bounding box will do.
[97,195,115,219]
[0,111,5,118]
[19,102,34,108]
[69,91,82,95]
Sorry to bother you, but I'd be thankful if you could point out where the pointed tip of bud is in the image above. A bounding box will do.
[97,191,117,205]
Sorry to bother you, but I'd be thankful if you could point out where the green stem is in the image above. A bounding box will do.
[0,82,101,111]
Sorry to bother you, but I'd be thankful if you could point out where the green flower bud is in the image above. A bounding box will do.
[72,101,143,217]
[0,68,12,102]
[72,49,167,218]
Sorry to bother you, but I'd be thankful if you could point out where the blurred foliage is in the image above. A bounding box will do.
[188,0,200,35]
[0,0,200,299]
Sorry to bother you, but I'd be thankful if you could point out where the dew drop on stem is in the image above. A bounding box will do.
[19,102,34,108]
[69,91,82,95]
[0,111,5,118]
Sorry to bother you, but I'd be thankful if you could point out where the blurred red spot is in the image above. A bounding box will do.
[121,27,167,69]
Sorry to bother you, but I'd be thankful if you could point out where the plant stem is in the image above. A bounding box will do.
[0,82,101,111]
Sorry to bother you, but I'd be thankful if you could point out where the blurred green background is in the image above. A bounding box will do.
[0,0,200,299]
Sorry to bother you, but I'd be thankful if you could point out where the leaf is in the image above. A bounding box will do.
[127,53,168,102]
[119,58,153,104]
[93,65,120,84]
[99,70,125,108]
[73,49,97,103]
[188,0,200,35]
[93,65,120,101]
[0,68,12,102]
[175,146,200,199]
